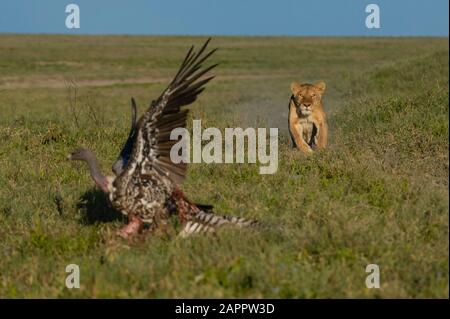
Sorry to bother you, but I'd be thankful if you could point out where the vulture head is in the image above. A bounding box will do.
[68,148,113,194]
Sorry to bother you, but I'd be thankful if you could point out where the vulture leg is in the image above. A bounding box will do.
[116,214,144,239]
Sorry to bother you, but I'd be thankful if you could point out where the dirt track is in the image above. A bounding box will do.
[0,73,292,90]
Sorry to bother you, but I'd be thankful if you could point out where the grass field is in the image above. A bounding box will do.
[0,35,448,298]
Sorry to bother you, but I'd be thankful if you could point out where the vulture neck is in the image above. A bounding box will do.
[83,151,110,193]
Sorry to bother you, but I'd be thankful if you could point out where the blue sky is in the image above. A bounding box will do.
[0,0,448,36]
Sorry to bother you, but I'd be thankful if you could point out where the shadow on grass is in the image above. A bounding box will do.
[77,189,124,225]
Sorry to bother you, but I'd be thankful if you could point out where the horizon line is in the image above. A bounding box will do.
[0,32,448,38]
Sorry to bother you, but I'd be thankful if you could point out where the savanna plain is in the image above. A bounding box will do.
[0,35,448,298]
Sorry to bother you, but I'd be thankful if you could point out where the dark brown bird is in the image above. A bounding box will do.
[68,39,257,238]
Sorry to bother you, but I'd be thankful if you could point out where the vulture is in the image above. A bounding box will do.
[68,39,257,238]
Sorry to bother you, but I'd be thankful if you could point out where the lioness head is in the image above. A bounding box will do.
[290,81,326,116]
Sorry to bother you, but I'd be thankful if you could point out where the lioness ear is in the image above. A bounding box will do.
[314,81,326,94]
[291,82,302,95]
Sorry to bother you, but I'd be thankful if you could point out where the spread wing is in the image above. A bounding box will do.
[112,98,138,175]
[123,38,217,185]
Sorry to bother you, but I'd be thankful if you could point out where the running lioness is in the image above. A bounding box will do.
[288,81,328,154]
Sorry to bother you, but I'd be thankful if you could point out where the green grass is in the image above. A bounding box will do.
[0,35,448,298]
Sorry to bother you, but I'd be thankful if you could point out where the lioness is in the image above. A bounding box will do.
[288,81,328,154]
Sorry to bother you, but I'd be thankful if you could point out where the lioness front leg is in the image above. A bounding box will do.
[291,123,313,155]
[315,121,328,150]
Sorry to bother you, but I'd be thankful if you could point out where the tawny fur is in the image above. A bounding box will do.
[288,81,328,154]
